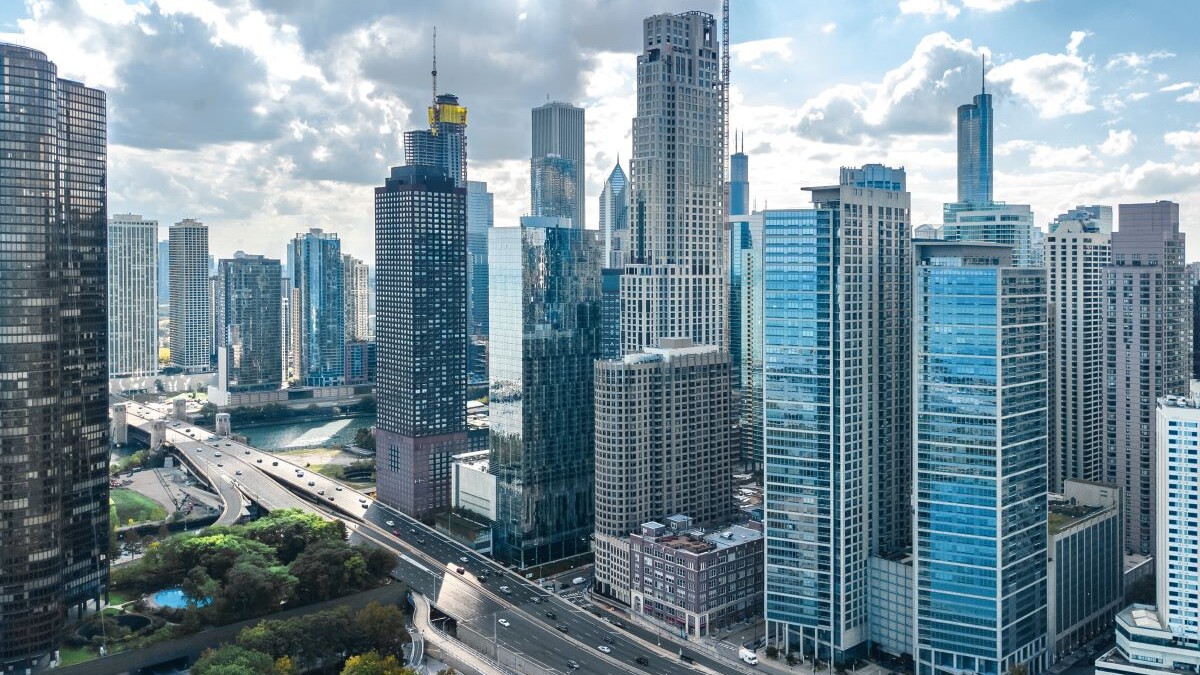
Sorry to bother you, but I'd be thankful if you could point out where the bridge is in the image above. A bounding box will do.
[110,400,744,675]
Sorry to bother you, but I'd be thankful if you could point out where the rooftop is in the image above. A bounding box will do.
[1048,501,1105,535]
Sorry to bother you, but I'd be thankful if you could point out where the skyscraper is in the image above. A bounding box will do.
[215,253,282,393]
[1105,201,1190,556]
[404,93,468,188]
[913,240,1049,675]
[157,239,170,306]
[108,214,159,378]
[343,254,370,341]
[599,268,623,360]
[599,162,628,268]
[0,43,109,668]
[728,138,749,215]
[531,102,585,229]
[169,218,212,372]
[374,164,467,521]
[957,59,993,206]
[1046,206,1112,491]
[467,180,493,384]
[762,165,911,663]
[290,228,345,387]
[623,10,725,354]
[489,216,602,568]
[733,214,764,471]
[728,146,752,380]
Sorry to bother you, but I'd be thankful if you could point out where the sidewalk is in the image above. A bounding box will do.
[410,591,510,675]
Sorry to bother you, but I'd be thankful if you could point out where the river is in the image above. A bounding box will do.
[238,416,375,451]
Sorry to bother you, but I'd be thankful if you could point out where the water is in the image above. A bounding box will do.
[239,416,374,451]
[153,587,210,608]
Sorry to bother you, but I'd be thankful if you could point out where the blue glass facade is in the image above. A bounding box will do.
[290,229,345,387]
[956,90,993,206]
[913,242,1048,675]
[731,214,763,469]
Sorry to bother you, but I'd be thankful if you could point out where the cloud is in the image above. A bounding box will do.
[1106,50,1174,71]
[989,30,1092,118]
[898,0,960,19]
[1164,129,1200,153]
[998,140,1093,168]
[960,0,1039,10]
[731,37,794,70]
[1100,129,1136,156]
[1180,88,1200,104]
[1160,82,1196,93]
[821,22,837,34]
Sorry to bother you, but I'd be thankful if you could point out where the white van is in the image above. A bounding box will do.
[739,648,758,665]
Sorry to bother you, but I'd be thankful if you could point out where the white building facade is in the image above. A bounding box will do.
[107,213,159,377]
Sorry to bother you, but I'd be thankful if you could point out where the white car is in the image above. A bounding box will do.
[459,556,469,563]
[386,520,395,527]
[498,618,510,627]
[597,645,612,654]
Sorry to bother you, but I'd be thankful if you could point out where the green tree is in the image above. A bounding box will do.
[353,602,408,656]
[1008,665,1029,675]
[341,651,415,675]
[191,645,278,675]
[240,509,346,564]
[289,540,370,602]
[765,645,779,660]
[217,562,296,622]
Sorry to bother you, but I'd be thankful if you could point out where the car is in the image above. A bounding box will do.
[307,481,315,486]
[477,576,487,584]
[318,490,325,496]
[243,450,250,455]
[358,497,367,503]
[544,611,557,620]
[386,520,395,526]
[459,556,469,563]
[296,471,304,477]
[272,461,278,466]
[531,597,541,604]
[225,443,231,447]
[417,538,427,545]
[235,470,242,476]
[195,448,202,453]
[327,496,335,501]
[566,661,581,670]
[614,620,626,629]
[456,567,465,575]
[217,463,223,467]
[392,529,401,536]
[361,503,368,509]
[256,458,263,463]
[498,618,510,627]
[597,645,611,654]
[499,585,510,592]
[555,624,569,633]
[335,487,342,491]
[214,452,222,457]
[603,636,614,644]
[635,656,649,666]
[409,528,416,534]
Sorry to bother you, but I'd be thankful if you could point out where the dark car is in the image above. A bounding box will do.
[417,538,427,545]
[635,656,649,666]
[456,567,465,575]
[544,611,557,620]
[555,624,569,633]
[603,636,614,644]
[566,661,580,670]
[614,620,626,629]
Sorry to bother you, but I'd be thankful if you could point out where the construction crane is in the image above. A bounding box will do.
[430,26,439,134]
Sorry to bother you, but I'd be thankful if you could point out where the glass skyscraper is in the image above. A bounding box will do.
[600,162,628,268]
[530,154,580,223]
[913,240,1048,675]
[957,69,993,206]
[489,216,602,568]
[216,253,282,392]
[0,43,110,668]
[404,93,468,189]
[374,164,467,521]
[290,228,345,387]
[467,181,493,383]
[762,165,911,664]
[531,102,585,229]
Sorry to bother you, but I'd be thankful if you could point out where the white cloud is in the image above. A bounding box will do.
[821,22,837,34]
[731,37,794,70]
[998,139,1093,168]
[961,0,1039,10]
[1180,88,1200,103]
[1099,129,1135,156]
[1160,82,1196,92]
[1164,129,1200,153]
[1106,50,1174,71]
[989,31,1092,118]
[898,0,960,19]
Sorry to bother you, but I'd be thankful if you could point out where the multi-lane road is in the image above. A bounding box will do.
[117,401,744,675]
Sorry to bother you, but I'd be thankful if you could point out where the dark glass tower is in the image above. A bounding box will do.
[956,61,993,206]
[374,165,467,520]
[290,228,344,387]
[0,44,109,668]
[217,253,282,391]
[489,216,602,569]
[404,93,468,189]
[530,154,580,223]
[531,102,585,228]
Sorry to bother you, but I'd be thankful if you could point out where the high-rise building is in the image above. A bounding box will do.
[1046,206,1112,491]
[157,239,170,306]
[489,216,602,568]
[728,139,749,215]
[215,253,282,392]
[622,10,725,354]
[467,180,493,384]
[1190,262,1200,380]
[1105,201,1190,556]
[593,339,734,603]
[913,240,1048,675]
[600,268,623,360]
[404,93,467,188]
[762,165,912,662]
[531,101,585,229]
[343,254,370,341]
[957,62,993,206]
[108,214,159,377]
[0,43,109,668]
[290,228,344,387]
[733,213,764,471]
[728,147,752,380]
[374,164,467,521]
[280,278,293,384]
[600,162,628,268]
[169,218,212,372]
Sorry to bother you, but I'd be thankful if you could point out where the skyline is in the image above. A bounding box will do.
[2,0,1198,264]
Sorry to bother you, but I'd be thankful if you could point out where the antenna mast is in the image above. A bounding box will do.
[431,27,439,133]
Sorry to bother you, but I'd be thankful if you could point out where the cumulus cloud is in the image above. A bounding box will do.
[1164,130,1200,153]
[731,37,794,70]
[898,0,960,19]
[989,31,1093,118]
[1100,129,1136,157]
[1106,50,1174,71]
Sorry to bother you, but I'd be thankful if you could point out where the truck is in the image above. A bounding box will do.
[572,576,588,586]
[740,648,759,665]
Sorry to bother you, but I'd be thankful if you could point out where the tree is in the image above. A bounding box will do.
[1007,665,1029,675]
[765,645,779,660]
[217,562,296,622]
[241,509,346,564]
[436,669,457,675]
[340,651,415,675]
[353,602,408,656]
[191,645,278,675]
[289,540,370,602]
[785,652,798,667]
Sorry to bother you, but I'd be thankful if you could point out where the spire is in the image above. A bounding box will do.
[981,52,986,95]
[430,27,439,132]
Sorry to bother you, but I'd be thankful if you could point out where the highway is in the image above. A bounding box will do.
[117,401,739,675]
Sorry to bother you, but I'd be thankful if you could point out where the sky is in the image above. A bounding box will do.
[3,0,1199,265]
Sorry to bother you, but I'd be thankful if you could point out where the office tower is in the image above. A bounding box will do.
[957,60,993,206]
[157,239,170,306]
[169,218,212,372]
[404,93,467,188]
[290,228,345,387]
[600,268,623,360]
[623,10,725,354]
[0,44,109,668]
[467,181,493,384]
[728,147,752,380]
[734,213,764,471]
[913,240,1048,675]
[374,165,467,520]
[343,340,376,385]
[1046,206,1112,491]
[286,286,302,384]
[108,214,159,377]
[216,253,282,392]
[1105,201,1190,556]
[600,162,628,268]
[1096,397,1200,675]
[761,165,911,662]
[593,339,733,602]
[530,154,579,222]
[728,137,749,215]
[343,254,370,341]
[489,216,602,568]
[280,279,292,384]
[1190,262,1200,380]
[530,102,585,228]
[210,272,221,363]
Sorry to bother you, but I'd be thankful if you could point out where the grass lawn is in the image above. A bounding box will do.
[107,589,133,606]
[57,646,96,666]
[111,488,167,525]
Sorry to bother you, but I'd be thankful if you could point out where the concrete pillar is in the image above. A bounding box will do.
[215,412,231,437]
[172,398,187,421]
[150,419,167,451]
[111,404,128,445]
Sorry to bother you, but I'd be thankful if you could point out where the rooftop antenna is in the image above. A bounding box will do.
[981,52,986,95]
[430,26,439,133]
